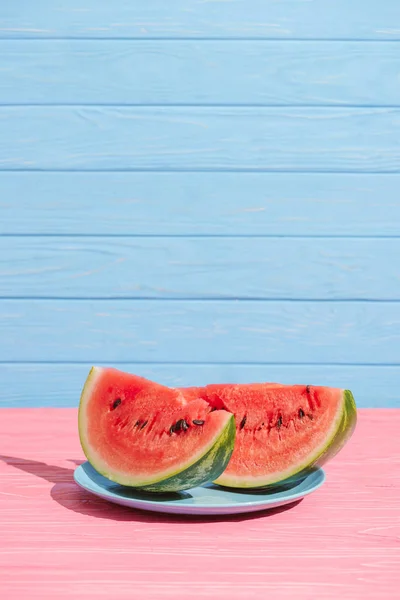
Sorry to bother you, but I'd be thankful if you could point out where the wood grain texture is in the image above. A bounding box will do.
[2,299,400,364]
[2,106,400,172]
[1,0,399,416]
[0,408,399,599]
[1,363,398,408]
[3,236,400,300]
[3,172,400,236]
[1,0,400,40]
[3,40,400,106]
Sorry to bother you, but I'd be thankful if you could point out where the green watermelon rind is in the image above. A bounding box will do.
[313,389,357,468]
[135,414,236,492]
[78,367,236,493]
[213,389,357,490]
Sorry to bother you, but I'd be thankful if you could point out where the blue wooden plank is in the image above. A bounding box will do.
[1,106,400,171]
[2,40,400,106]
[1,299,400,363]
[2,236,400,300]
[0,363,397,408]
[2,172,400,236]
[0,1,399,40]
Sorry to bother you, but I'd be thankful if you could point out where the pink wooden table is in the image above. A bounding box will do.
[1,408,399,599]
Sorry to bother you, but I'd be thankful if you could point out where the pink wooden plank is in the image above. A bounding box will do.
[0,408,399,599]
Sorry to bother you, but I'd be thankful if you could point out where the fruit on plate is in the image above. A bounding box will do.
[182,383,357,488]
[78,366,356,492]
[78,367,235,492]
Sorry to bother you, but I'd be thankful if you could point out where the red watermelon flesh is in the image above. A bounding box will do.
[181,383,356,488]
[78,367,236,492]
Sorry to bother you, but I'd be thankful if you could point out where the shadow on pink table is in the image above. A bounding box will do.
[0,454,302,523]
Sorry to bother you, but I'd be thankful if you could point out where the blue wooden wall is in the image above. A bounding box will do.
[1,1,400,407]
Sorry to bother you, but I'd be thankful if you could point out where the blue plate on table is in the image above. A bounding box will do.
[74,462,325,516]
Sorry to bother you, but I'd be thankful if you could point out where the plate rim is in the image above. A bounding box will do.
[73,462,326,515]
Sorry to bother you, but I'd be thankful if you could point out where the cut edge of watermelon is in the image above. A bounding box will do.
[213,388,357,489]
[78,366,236,489]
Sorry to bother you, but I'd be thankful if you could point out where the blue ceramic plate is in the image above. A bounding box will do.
[74,462,326,516]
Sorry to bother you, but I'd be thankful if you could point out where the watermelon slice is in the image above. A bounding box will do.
[182,383,357,488]
[78,367,235,492]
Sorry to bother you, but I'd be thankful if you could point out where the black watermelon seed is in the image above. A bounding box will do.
[111,398,121,410]
[170,419,191,434]
[306,385,311,394]
[134,420,141,427]
[170,419,183,434]
[193,419,205,426]
[140,420,148,429]
[239,415,247,430]
[298,408,305,418]
[276,416,283,429]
